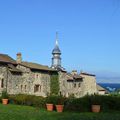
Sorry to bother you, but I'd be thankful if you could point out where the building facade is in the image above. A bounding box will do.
[0,53,56,97]
[0,34,98,97]
[51,33,97,97]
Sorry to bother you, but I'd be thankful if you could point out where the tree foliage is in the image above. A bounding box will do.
[50,73,59,95]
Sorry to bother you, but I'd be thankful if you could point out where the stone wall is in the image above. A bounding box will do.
[59,71,84,98]
[0,64,97,98]
[0,65,8,93]
[16,64,51,97]
[59,71,97,98]
[7,72,22,94]
[80,74,97,96]
[0,64,51,97]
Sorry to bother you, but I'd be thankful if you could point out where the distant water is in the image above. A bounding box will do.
[98,83,120,92]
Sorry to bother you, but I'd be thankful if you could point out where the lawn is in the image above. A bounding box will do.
[0,104,120,120]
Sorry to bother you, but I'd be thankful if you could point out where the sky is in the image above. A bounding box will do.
[0,0,120,83]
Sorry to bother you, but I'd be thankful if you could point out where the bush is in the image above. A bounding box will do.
[100,95,120,111]
[54,95,66,105]
[46,95,57,104]
[64,95,91,112]
[45,95,66,105]
[1,90,9,99]
[8,94,120,112]
[9,94,46,108]
[90,95,102,105]
[64,95,120,112]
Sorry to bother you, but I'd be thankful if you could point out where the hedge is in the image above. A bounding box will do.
[1,94,120,112]
[65,95,120,112]
[8,94,46,108]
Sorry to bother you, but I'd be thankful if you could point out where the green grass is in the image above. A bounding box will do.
[0,104,120,120]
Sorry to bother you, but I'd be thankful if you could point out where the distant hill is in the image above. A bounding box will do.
[98,83,120,92]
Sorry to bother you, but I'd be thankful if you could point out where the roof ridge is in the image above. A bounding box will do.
[0,53,16,64]
[0,53,9,56]
[22,61,49,67]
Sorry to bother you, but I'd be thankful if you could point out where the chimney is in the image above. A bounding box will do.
[16,52,22,63]
[71,70,77,75]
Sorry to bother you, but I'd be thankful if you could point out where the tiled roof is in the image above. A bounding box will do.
[8,64,22,73]
[0,54,16,64]
[20,61,56,71]
[0,54,56,71]
[97,84,106,91]
[80,72,95,76]
[67,73,83,80]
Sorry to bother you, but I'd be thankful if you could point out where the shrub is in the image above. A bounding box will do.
[90,95,102,105]
[64,95,120,112]
[9,94,46,108]
[46,95,56,104]
[1,90,9,99]
[54,95,66,105]
[64,95,91,112]
[8,94,120,112]
[32,96,46,108]
[101,95,120,111]
[45,95,66,105]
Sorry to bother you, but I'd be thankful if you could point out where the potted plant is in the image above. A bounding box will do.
[2,90,9,105]
[46,96,55,111]
[90,95,101,113]
[55,95,65,112]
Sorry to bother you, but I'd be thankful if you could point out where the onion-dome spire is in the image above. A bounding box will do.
[52,32,61,54]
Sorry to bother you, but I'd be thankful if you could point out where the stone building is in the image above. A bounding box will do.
[96,84,108,95]
[58,70,97,98]
[0,33,99,97]
[0,53,56,97]
[51,33,97,97]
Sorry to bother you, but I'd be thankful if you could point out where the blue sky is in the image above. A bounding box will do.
[0,0,120,82]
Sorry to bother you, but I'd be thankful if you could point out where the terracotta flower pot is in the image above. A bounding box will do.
[2,99,8,105]
[91,105,100,113]
[56,105,64,112]
[46,104,53,111]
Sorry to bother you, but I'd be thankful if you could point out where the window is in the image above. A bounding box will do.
[1,79,4,88]
[36,74,38,78]
[74,83,76,88]
[34,84,41,93]
[21,85,23,92]
[39,85,41,92]
[25,85,27,92]
[78,83,81,87]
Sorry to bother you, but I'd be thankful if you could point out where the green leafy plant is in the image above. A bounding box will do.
[46,95,56,104]
[50,73,59,95]
[64,95,91,112]
[54,95,66,105]
[2,90,9,99]
[9,94,46,108]
[90,95,101,105]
